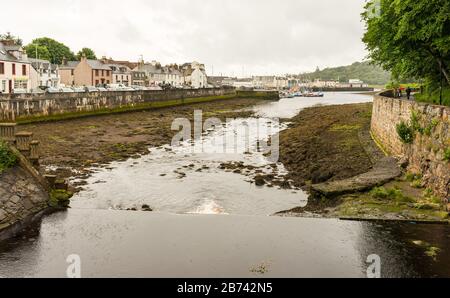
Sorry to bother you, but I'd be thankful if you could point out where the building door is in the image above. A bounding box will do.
[8,80,12,93]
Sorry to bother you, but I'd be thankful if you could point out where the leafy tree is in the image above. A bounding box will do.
[362,0,450,86]
[0,32,23,45]
[76,47,97,60]
[24,43,52,61]
[30,37,76,64]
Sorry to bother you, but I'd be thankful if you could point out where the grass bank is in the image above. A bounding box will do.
[415,87,450,106]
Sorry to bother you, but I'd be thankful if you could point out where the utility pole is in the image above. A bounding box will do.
[440,63,443,106]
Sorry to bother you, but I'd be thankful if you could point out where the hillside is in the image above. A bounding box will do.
[300,61,391,85]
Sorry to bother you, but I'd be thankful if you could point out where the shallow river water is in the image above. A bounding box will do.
[1,92,450,278]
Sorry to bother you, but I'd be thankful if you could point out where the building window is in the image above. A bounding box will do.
[95,80,99,86]
[95,70,99,76]
[101,70,104,76]
[14,80,27,89]
[1,80,5,92]
[0,63,4,74]
[22,65,27,75]
[12,64,16,75]
[71,69,74,76]
[107,80,110,84]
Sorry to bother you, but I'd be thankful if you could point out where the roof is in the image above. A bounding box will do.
[59,61,79,69]
[86,59,111,70]
[136,64,164,74]
[100,58,138,70]
[0,41,27,62]
[29,58,58,71]
[104,63,131,73]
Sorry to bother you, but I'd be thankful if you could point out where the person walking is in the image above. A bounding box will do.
[406,87,412,100]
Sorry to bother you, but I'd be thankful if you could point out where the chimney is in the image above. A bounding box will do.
[81,53,87,62]
[62,56,67,66]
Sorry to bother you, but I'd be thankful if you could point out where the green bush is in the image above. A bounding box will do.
[49,189,73,208]
[0,141,17,173]
[410,111,422,133]
[444,148,450,162]
[370,187,415,203]
[411,179,423,189]
[406,172,419,182]
[396,121,415,144]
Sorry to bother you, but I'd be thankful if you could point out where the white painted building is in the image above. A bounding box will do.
[163,66,183,87]
[106,63,132,86]
[29,58,60,90]
[0,40,31,93]
[181,62,208,88]
[252,76,289,90]
[134,61,166,86]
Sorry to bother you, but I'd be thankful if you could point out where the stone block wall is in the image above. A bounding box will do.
[0,88,236,121]
[371,92,450,199]
[0,166,49,241]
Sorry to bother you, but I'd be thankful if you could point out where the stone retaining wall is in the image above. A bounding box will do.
[371,92,450,199]
[0,166,49,241]
[0,125,65,241]
[0,88,236,121]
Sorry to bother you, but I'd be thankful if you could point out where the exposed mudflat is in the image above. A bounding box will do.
[21,97,265,190]
[276,103,448,222]
[279,103,383,189]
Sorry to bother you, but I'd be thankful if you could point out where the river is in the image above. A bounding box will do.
[1,92,449,278]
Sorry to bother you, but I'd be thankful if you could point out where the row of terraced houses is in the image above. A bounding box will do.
[0,39,208,94]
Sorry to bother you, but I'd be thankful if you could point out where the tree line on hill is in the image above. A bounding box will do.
[299,61,391,86]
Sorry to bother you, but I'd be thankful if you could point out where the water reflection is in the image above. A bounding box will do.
[0,211,449,278]
[354,222,450,278]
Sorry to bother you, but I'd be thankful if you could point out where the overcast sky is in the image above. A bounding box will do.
[2,0,369,76]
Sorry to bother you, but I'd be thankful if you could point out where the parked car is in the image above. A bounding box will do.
[31,88,45,94]
[121,86,135,91]
[61,87,75,93]
[147,86,163,91]
[97,87,108,92]
[85,86,99,92]
[105,84,121,91]
[46,87,60,93]
[72,86,85,93]
[131,85,145,91]
[12,88,27,94]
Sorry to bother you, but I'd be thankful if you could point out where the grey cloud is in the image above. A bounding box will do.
[1,0,368,75]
